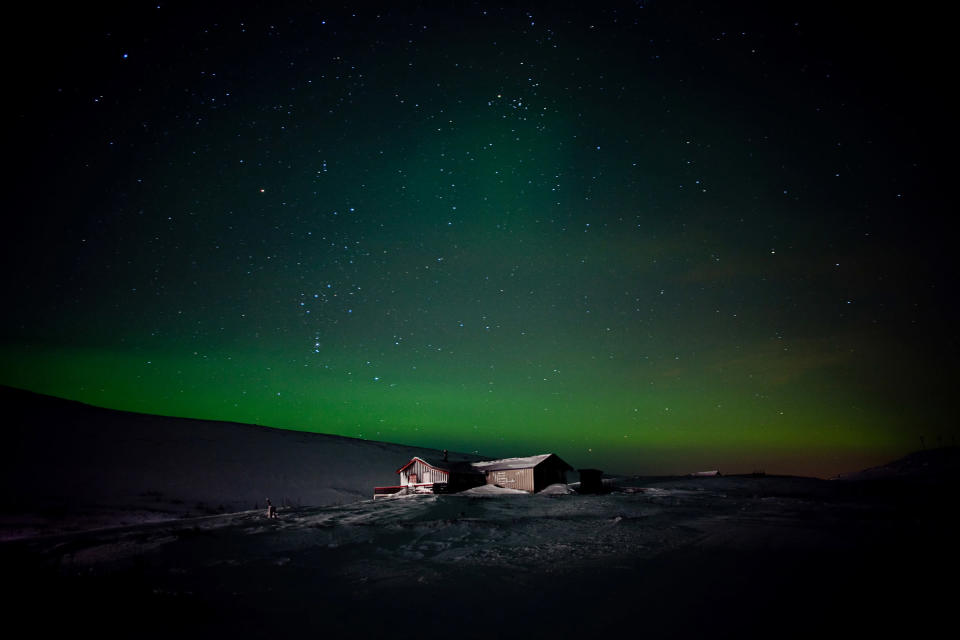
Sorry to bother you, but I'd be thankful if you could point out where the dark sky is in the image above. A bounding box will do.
[3,1,955,476]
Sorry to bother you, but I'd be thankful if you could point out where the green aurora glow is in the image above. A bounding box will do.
[2,2,955,477]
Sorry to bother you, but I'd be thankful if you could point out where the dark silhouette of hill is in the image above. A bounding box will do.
[839,445,959,480]
[2,385,485,535]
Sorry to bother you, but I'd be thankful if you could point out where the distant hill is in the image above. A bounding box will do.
[837,446,959,482]
[1,385,485,535]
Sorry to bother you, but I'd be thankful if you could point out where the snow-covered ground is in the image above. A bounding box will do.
[4,387,957,638]
[6,465,958,639]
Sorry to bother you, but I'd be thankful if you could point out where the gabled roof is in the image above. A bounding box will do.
[396,456,444,474]
[396,456,483,475]
[471,453,572,472]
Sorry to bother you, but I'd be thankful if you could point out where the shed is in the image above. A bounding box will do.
[576,468,605,494]
[471,453,573,493]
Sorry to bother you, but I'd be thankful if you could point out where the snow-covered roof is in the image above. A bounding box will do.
[395,453,572,475]
[396,456,483,475]
[470,453,571,472]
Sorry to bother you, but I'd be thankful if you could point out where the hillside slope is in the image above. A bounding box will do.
[2,386,485,533]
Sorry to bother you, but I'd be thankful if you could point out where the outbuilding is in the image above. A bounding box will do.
[576,468,605,493]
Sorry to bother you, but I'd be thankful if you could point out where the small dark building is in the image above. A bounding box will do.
[471,454,573,493]
[577,468,605,493]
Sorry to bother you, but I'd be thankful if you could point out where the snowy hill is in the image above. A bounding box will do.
[836,445,959,481]
[2,385,487,536]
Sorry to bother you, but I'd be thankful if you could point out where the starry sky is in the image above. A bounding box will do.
[2,1,955,477]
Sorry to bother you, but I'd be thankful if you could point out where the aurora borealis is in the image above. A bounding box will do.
[2,2,954,477]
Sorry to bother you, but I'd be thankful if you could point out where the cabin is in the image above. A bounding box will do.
[375,453,573,498]
[373,456,485,499]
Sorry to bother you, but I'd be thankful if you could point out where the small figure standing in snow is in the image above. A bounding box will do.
[265,498,278,519]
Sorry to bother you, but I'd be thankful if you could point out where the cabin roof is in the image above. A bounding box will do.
[470,453,573,472]
[396,456,482,475]
[396,453,573,475]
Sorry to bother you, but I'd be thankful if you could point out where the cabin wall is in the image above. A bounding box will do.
[400,459,449,485]
[485,468,534,492]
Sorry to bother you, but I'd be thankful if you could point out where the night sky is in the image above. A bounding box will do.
[3,1,955,477]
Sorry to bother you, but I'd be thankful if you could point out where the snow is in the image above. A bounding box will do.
[459,484,530,496]
[4,387,958,639]
[537,482,575,495]
[7,467,957,639]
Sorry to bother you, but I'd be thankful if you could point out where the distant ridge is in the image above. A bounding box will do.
[838,446,959,482]
[2,385,486,535]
